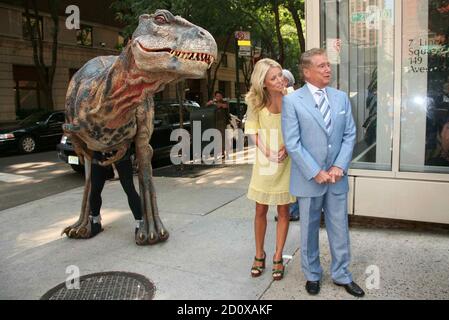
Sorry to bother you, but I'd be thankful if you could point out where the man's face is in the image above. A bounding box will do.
[303,54,332,88]
[215,93,224,101]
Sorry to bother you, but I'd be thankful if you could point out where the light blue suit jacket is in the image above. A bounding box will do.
[281,85,356,197]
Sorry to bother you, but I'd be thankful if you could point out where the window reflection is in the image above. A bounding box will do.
[401,0,449,173]
[321,0,395,170]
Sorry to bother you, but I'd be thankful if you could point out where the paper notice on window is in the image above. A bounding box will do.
[326,38,341,65]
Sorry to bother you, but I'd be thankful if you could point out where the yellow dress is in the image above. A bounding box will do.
[245,105,296,205]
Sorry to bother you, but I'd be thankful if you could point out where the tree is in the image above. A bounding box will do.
[285,0,306,54]
[112,0,253,100]
[22,0,59,111]
[111,0,307,94]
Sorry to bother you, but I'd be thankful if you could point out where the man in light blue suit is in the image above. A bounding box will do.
[281,48,364,297]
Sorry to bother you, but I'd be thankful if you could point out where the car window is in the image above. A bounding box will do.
[154,104,171,126]
[19,112,51,126]
[155,103,192,126]
[48,113,65,123]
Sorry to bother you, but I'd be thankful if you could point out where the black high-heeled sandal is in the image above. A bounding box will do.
[272,259,284,281]
[251,251,266,278]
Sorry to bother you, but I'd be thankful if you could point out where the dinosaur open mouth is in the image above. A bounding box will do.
[137,41,215,67]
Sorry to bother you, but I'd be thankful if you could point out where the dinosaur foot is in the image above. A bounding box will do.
[62,221,102,239]
[136,229,168,245]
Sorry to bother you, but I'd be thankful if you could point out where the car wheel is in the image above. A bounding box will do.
[70,164,85,174]
[18,135,37,153]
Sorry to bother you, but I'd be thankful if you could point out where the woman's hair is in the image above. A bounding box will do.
[245,58,282,111]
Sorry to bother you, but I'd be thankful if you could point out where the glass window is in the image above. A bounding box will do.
[221,53,228,68]
[22,14,43,40]
[48,113,65,123]
[13,65,48,118]
[400,0,449,173]
[77,25,93,46]
[320,0,395,171]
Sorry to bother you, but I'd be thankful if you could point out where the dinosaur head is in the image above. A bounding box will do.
[131,9,217,79]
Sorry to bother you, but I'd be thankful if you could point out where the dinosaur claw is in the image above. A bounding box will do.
[159,230,169,242]
[147,232,159,245]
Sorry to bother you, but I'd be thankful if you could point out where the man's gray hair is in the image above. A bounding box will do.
[299,48,327,78]
[282,69,295,87]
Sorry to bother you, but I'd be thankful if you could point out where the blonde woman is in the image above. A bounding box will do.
[245,58,295,281]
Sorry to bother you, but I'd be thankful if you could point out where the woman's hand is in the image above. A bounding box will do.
[277,145,288,162]
[266,146,288,163]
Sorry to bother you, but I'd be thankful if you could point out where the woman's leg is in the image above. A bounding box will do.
[115,159,143,220]
[274,204,290,264]
[251,202,268,275]
[254,203,269,258]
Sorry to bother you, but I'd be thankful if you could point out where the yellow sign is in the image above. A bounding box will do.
[238,40,251,47]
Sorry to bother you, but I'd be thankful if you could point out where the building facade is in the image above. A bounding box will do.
[306,0,449,224]
[0,1,245,124]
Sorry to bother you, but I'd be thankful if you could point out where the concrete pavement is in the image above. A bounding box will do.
[0,163,448,300]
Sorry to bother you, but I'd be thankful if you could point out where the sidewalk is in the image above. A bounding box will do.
[0,163,448,300]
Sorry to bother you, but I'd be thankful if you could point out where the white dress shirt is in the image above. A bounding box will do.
[306,82,329,106]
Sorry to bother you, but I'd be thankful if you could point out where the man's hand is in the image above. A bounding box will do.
[328,166,344,184]
[314,170,332,184]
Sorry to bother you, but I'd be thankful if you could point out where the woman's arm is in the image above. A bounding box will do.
[248,133,286,163]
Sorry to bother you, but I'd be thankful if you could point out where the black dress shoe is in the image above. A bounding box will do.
[305,281,320,295]
[334,281,365,297]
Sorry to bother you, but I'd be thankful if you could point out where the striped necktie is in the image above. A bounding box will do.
[316,89,332,132]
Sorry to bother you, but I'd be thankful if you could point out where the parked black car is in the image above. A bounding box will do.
[0,111,65,154]
[57,101,200,173]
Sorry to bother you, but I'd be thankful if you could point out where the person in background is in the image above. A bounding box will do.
[428,114,449,167]
[282,69,296,95]
[275,69,300,222]
[207,91,229,110]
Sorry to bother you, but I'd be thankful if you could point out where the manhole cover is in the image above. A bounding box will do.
[41,272,155,300]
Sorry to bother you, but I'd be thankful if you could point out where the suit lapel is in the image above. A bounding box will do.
[297,85,327,134]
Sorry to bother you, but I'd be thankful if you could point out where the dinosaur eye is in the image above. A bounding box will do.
[154,15,167,24]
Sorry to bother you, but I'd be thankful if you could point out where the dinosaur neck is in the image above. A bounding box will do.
[103,45,178,129]
[108,45,175,100]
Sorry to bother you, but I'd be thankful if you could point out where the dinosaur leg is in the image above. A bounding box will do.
[135,142,159,244]
[134,109,169,245]
[61,158,95,238]
[147,161,169,242]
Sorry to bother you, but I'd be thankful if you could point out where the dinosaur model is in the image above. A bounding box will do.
[61,9,217,245]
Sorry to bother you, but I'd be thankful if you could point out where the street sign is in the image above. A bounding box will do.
[235,31,250,41]
[239,46,251,57]
[238,40,251,46]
